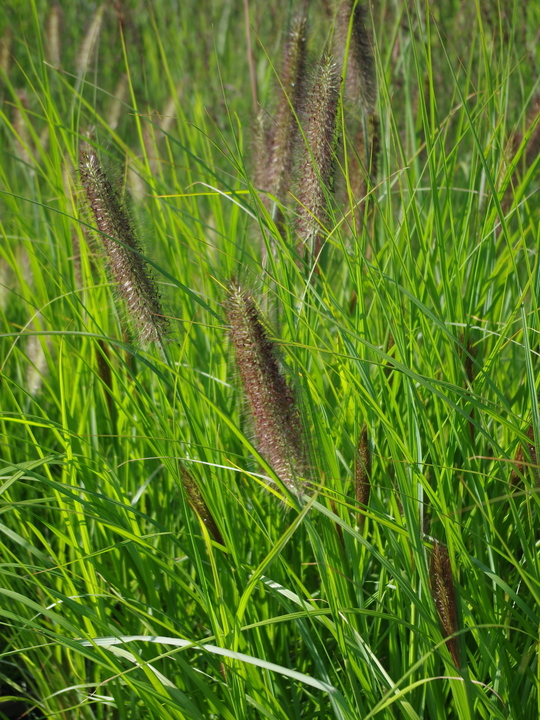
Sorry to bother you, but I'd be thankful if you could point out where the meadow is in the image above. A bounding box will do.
[1,1,540,718]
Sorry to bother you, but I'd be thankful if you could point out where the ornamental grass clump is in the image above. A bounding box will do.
[429,540,461,668]
[296,54,340,257]
[225,282,308,495]
[79,141,168,345]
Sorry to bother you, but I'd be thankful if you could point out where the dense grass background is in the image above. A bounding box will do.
[1,0,540,718]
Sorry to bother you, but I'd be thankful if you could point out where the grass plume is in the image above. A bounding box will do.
[78,141,168,345]
[266,13,307,216]
[180,467,224,545]
[46,4,61,68]
[76,4,104,76]
[225,282,308,494]
[335,0,377,113]
[429,541,461,668]
[355,424,371,530]
[296,54,340,257]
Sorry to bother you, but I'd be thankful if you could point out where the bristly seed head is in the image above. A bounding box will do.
[180,467,224,545]
[336,0,377,113]
[429,541,460,668]
[355,424,371,530]
[78,141,168,345]
[225,282,308,494]
[296,54,340,257]
[267,13,308,209]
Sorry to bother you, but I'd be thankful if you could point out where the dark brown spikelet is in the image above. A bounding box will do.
[266,14,308,214]
[524,96,540,168]
[355,424,371,530]
[429,541,460,668]
[510,425,539,488]
[226,282,308,494]
[347,126,368,231]
[384,331,395,378]
[458,332,477,441]
[501,95,540,218]
[95,339,115,421]
[180,468,224,545]
[367,112,381,183]
[335,0,377,113]
[296,54,340,256]
[79,142,168,345]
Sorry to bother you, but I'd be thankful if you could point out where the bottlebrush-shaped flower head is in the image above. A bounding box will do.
[429,541,461,668]
[355,424,371,529]
[335,0,377,113]
[79,142,168,345]
[267,13,308,207]
[180,467,224,545]
[225,282,308,494]
[296,54,340,256]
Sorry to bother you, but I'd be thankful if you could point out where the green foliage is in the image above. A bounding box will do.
[1,0,540,718]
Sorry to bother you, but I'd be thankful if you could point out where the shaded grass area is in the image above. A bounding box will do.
[1,0,540,718]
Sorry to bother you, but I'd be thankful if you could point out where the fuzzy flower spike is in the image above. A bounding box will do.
[296,54,340,258]
[267,13,308,212]
[79,142,168,345]
[336,0,377,113]
[226,282,308,495]
[430,541,461,668]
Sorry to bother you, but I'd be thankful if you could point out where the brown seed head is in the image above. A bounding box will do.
[429,541,460,668]
[367,112,381,183]
[347,126,367,230]
[335,0,377,113]
[225,282,308,494]
[78,142,168,345]
[296,54,340,256]
[180,467,224,545]
[267,13,308,210]
[355,424,371,530]
[524,95,540,170]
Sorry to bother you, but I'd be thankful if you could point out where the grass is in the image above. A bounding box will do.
[1,0,540,718]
